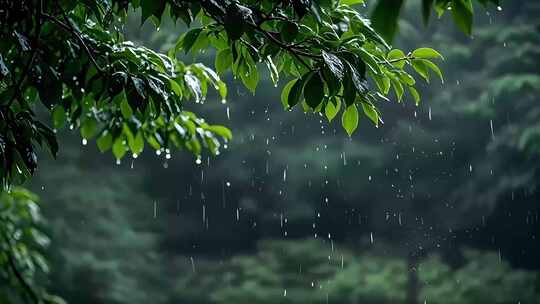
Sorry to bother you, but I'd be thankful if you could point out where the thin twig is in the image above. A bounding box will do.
[253,25,318,71]
[378,55,416,65]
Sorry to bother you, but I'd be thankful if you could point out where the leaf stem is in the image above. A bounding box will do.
[378,55,416,65]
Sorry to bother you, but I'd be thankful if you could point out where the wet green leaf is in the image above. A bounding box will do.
[342,104,359,136]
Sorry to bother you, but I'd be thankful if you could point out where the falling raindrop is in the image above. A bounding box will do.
[190,257,196,273]
[490,119,495,140]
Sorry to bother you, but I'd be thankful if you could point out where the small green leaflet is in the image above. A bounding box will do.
[412,47,444,60]
[52,106,66,129]
[361,102,379,126]
[303,72,325,109]
[112,136,127,160]
[325,97,341,122]
[207,125,233,141]
[215,48,233,74]
[281,79,297,109]
[97,131,113,152]
[342,104,359,136]
[80,118,97,139]
[451,0,474,35]
[120,98,133,119]
[387,49,407,68]
[340,0,365,6]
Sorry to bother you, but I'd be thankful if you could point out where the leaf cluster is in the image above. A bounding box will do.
[0,0,444,187]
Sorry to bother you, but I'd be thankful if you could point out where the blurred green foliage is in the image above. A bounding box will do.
[0,188,64,304]
[171,239,540,304]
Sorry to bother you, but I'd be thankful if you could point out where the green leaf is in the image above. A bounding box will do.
[112,136,127,160]
[304,72,325,109]
[412,47,444,60]
[342,72,356,106]
[358,47,382,75]
[342,104,359,136]
[421,59,444,83]
[240,65,259,93]
[184,74,202,102]
[132,77,146,99]
[52,106,66,130]
[281,79,297,109]
[371,0,405,42]
[340,0,364,5]
[218,81,228,100]
[411,59,430,82]
[80,118,97,139]
[391,78,404,102]
[180,28,203,54]
[398,72,416,86]
[169,79,183,98]
[372,73,391,95]
[208,125,233,141]
[361,102,379,126]
[120,98,133,119]
[281,21,299,43]
[310,1,323,23]
[347,63,368,95]
[325,96,341,122]
[288,74,310,108]
[387,49,407,69]
[36,66,62,109]
[97,131,113,152]
[451,0,474,35]
[322,51,345,80]
[129,131,144,155]
[408,86,421,105]
[215,48,233,74]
